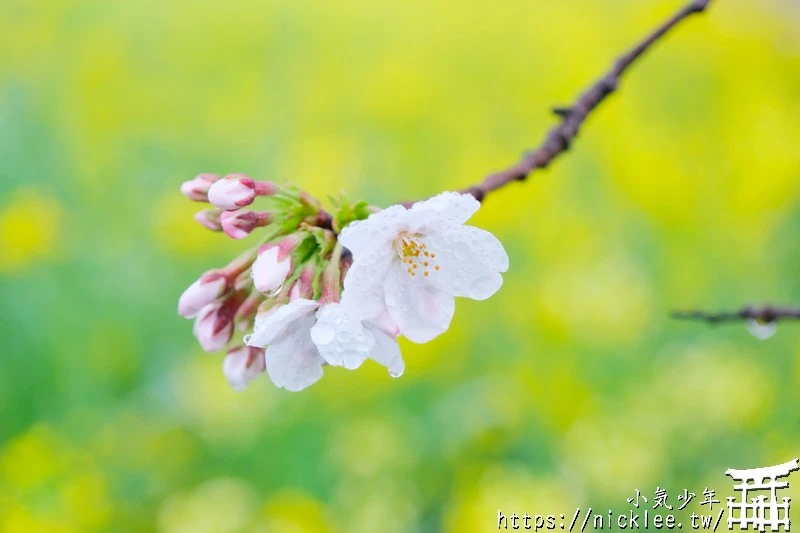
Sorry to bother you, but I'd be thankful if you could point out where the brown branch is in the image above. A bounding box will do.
[672,305,800,325]
[403,0,713,207]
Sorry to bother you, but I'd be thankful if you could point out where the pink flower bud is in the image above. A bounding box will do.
[192,290,247,352]
[223,345,266,390]
[251,245,292,294]
[222,248,259,280]
[320,256,343,303]
[193,208,223,231]
[234,291,265,331]
[207,173,278,211]
[288,264,315,300]
[298,190,322,210]
[180,173,220,202]
[178,271,229,318]
[193,306,233,352]
[220,210,273,239]
[271,232,305,257]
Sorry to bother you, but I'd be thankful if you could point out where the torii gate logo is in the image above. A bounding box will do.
[726,459,799,532]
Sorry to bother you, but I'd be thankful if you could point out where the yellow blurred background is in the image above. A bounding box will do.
[1,0,799,531]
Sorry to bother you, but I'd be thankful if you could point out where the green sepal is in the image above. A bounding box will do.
[333,199,372,233]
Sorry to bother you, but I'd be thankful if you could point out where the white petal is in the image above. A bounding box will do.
[384,265,455,343]
[461,225,509,272]
[339,204,408,256]
[264,313,325,391]
[311,303,375,370]
[247,299,319,347]
[340,243,394,321]
[423,225,508,300]
[364,322,405,377]
[369,308,401,337]
[407,191,480,233]
[747,319,777,340]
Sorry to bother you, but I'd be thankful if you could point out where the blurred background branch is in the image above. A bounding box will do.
[406,0,713,206]
[672,305,800,325]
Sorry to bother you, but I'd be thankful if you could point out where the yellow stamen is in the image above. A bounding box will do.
[396,232,441,279]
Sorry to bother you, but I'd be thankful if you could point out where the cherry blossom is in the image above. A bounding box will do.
[311,302,404,376]
[245,299,403,392]
[338,191,509,343]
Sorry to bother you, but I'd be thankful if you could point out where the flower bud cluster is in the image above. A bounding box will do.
[178,173,352,390]
[178,176,510,392]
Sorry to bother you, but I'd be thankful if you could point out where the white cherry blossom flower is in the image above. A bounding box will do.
[246,299,324,391]
[311,303,404,376]
[338,191,509,343]
[246,299,403,391]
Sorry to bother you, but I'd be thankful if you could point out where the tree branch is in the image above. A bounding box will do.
[403,0,712,206]
[671,305,800,325]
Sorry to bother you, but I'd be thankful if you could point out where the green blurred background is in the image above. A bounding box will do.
[1,0,800,531]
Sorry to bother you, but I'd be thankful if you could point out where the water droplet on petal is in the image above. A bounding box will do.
[266,284,282,298]
[313,323,335,345]
[389,367,404,378]
[747,318,776,340]
[355,340,370,352]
